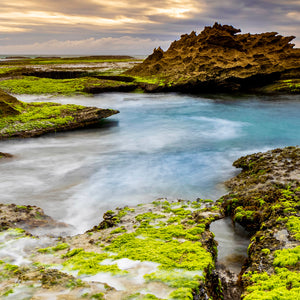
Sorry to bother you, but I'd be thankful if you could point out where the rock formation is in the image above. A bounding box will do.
[0,89,119,140]
[126,23,300,92]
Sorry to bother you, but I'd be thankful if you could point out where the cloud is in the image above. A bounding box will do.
[287,11,300,21]
[0,0,299,53]
[0,36,172,55]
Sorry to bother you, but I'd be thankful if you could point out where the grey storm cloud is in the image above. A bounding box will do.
[0,0,299,54]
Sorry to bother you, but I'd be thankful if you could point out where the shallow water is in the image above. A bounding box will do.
[210,218,251,274]
[0,93,299,233]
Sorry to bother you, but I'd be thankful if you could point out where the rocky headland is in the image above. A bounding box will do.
[126,23,300,94]
[0,146,298,299]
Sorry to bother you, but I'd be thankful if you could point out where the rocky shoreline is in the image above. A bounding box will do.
[0,27,299,300]
[0,146,298,299]
[1,31,299,96]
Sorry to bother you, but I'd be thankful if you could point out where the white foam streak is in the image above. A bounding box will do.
[0,234,53,266]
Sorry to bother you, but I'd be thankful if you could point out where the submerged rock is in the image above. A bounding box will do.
[0,152,13,159]
[126,23,300,93]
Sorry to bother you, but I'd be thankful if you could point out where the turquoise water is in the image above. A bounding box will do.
[0,93,299,232]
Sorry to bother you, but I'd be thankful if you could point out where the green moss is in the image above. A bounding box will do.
[162,207,192,220]
[2,288,13,297]
[286,216,300,240]
[62,248,84,258]
[133,76,166,86]
[91,293,105,299]
[38,242,69,254]
[65,278,85,289]
[110,226,127,234]
[62,250,127,275]
[169,287,193,299]
[243,268,300,299]
[261,249,270,255]
[0,228,26,237]
[9,228,26,235]
[0,67,19,75]
[3,263,19,273]
[233,207,255,222]
[125,294,161,300]
[273,246,300,267]
[144,270,203,289]
[116,207,135,219]
[0,76,134,95]
[167,216,181,224]
[140,295,160,300]
[263,79,300,93]
[16,205,30,210]
[0,101,89,136]
[135,212,165,222]
[190,201,203,209]
[135,224,205,242]
[105,231,212,271]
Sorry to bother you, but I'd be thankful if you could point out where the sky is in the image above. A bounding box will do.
[0,0,299,55]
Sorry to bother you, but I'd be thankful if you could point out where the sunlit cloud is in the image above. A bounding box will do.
[0,11,155,28]
[0,0,298,53]
[286,11,300,21]
[146,0,204,18]
[0,25,29,33]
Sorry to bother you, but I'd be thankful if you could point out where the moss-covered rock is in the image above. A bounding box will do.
[0,98,119,140]
[0,199,222,299]
[220,146,300,299]
[0,88,22,117]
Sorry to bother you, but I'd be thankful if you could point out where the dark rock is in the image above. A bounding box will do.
[0,152,13,159]
[0,203,69,232]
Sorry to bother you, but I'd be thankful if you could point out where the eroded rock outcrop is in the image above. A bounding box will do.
[126,23,300,93]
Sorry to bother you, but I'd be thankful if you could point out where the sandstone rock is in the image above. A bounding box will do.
[126,23,300,93]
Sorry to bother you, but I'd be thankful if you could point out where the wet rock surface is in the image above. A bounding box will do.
[0,199,222,299]
[221,146,300,299]
[126,23,300,93]
[0,147,298,299]
[0,204,69,232]
[0,151,13,159]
